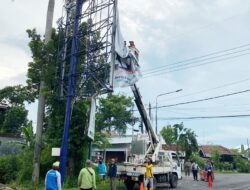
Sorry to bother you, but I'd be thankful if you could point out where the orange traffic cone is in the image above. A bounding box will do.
[208,175,213,188]
[140,181,145,190]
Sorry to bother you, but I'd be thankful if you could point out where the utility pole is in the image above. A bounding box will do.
[32,0,55,185]
[60,0,84,183]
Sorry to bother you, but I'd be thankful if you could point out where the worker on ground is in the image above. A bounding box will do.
[191,161,199,181]
[205,160,213,188]
[78,160,96,190]
[144,157,153,190]
[184,159,191,177]
[108,158,117,190]
[97,157,106,184]
[45,161,62,190]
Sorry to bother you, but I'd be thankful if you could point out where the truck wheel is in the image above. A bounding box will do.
[124,178,135,190]
[169,174,178,188]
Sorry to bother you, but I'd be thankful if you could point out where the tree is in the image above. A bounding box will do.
[22,121,35,148]
[93,131,111,161]
[25,23,105,180]
[0,85,34,106]
[1,106,28,136]
[211,150,221,170]
[160,125,175,144]
[96,93,136,135]
[160,123,198,159]
[0,85,30,136]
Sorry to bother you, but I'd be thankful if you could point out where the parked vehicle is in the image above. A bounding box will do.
[117,84,182,189]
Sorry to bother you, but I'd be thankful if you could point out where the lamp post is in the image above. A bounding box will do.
[155,89,182,134]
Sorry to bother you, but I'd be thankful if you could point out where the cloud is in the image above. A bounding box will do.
[0,43,30,87]
[197,124,250,148]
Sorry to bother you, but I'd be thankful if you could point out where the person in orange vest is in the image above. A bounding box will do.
[205,160,213,188]
[144,157,153,190]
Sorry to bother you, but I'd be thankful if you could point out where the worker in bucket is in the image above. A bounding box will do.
[144,157,153,190]
[45,161,62,190]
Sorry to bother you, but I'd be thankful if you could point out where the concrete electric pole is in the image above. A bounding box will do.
[32,0,55,185]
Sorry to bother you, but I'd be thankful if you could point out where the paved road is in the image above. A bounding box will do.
[158,173,250,190]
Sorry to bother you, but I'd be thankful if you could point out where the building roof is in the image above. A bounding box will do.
[199,145,233,157]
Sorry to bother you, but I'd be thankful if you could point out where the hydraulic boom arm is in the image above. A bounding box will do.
[131,84,160,162]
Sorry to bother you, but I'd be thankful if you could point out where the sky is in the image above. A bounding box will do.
[0,0,250,149]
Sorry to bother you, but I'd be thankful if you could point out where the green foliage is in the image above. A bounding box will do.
[16,149,33,183]
[93,131,111,149]
[22,121,35,148]
[0,85,31,137]
[189,153,205,168]
[1,106,28,136]
[220,162,232,171]
[0,21,137,186]
[96,93,136,135]
[26,28,59,100]
[211,150,221,169]
[0,154,21,183]
[160,123,198,159]
[160,125,175,144]
[0,85,34,106]
[235,156,250,173]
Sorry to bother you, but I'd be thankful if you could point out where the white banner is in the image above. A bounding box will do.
[113,42,142,88]
[115,9,129,58]
[87,97,96,140]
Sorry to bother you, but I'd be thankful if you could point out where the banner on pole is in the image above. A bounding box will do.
[113,41,141,88]
[87,97,96,140]
[112,10,142,88]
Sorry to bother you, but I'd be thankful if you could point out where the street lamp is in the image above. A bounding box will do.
[155,89,183,134]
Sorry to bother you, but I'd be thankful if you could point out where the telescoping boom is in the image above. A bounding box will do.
[131,84,161,162]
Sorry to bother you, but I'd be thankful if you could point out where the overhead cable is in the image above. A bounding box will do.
[142,43,250,73]
[159,77,250,103]
[159,114,250,120]
[142,52,250,78]
[155,89,250,109]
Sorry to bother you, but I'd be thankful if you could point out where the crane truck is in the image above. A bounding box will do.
[117,84,182,189]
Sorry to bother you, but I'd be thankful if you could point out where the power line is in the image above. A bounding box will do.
[143,47,250,75]
[142,43,250,73]
[142,52,250,78]
[165,103,250,110]
[161,107,250,115]
[159,77,250,103]
[132,89,250,113]
[156,89,250,109]
[159,114,250,120]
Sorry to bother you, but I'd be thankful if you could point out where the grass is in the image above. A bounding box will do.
[8,180,128,190]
